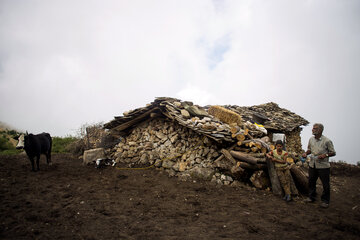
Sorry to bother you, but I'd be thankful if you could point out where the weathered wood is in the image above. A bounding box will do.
[237,162,267,170]
[244,128,249,136]
[289,175,299,195]
[233,147,251,153]
[251,147,259,153]
[261,147,267,154]
[242,152,266,158]
[213,143,238,169]
[229,150,259,165]
[221,149,237,165]
[250,170,270,189]
[112,107,160,132]
[230,165,246,179]
[266,157,283,196]
[290,164,309,194]
[230,126,240,134]
[236,133,246,142]
[242,139,270,151]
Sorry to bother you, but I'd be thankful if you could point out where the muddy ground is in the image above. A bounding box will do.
[1,153,359,240]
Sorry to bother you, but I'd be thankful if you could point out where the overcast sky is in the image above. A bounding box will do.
[0,0,359,164]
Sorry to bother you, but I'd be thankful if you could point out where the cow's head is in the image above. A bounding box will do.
[15,132,28,149]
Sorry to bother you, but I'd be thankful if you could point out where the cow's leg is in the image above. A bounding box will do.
[29,157,35,172]
[36,155,40,171]
[46,151,52,165]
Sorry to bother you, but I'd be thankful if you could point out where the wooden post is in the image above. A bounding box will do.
[266,157,283,196]
[290,164,309,194]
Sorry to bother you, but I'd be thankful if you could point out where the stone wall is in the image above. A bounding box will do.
[111,118,225,181]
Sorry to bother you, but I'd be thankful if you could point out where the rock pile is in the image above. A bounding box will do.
[110,118,223,182]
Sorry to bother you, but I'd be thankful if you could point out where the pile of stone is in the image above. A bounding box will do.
[91,97,309,193]
[110,118,222,181]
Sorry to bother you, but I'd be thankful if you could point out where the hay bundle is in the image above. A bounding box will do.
[208,106,242,126]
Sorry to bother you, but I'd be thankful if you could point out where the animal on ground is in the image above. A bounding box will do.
[15,132,52,171]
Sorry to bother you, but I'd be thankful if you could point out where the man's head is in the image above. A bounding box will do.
[312,123,324,137]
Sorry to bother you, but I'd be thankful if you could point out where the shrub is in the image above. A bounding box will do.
[0,135,14,150]
[52,136,79,153]
[0,135,21,155]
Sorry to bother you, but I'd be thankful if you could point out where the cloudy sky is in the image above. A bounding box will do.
[0,0,359,164]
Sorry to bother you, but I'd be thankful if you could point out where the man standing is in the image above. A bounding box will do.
[302,123,336,208]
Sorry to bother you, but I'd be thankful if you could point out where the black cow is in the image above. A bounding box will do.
[15,132,52,171]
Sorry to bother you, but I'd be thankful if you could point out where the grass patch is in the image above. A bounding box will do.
[52,136,79,153]
[0,134,18,154]
[0,132,78,155]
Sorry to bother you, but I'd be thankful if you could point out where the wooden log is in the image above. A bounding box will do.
[230,126,240,134]
[213,142,238,166]
[255,158,267,164]
[237,162,267,170]
[233,147,251,153]
[242,139,270,152]
[246,152,266,158]
[261,147,267,154]
[236,133,246,142]
[230,165,246,179]
[289,175,299,195]
[250,170,270,189]
[266,157,283,196]
[290,164,309,194]
[221,149,237,165]
[229,150,258,165]
[244,128,249,136]
[251,146,259,153]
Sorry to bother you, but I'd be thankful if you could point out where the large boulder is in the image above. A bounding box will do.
[188,166,214,181]
[83,148,106,165]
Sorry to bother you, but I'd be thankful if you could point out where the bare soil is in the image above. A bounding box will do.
[1,154,360,240]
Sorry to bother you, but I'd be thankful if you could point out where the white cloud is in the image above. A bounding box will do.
[0,0,359,163]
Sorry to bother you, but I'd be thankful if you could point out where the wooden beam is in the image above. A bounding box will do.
[111,107,160,132]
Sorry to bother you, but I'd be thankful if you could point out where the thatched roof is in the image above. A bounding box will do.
[104,97,309,142]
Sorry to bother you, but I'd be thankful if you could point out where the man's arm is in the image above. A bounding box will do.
[302,139,312,157]
[318,139,336,159]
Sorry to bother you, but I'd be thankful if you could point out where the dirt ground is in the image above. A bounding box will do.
[1,154,360,240]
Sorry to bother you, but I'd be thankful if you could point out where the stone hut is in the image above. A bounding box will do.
[101,97,309,189]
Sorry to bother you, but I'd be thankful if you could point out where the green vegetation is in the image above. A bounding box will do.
[0,132,21,155]
[51,136,78,153]
[0,129,79,155]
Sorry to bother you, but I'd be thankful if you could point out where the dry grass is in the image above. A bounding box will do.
[208,105,242,126]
